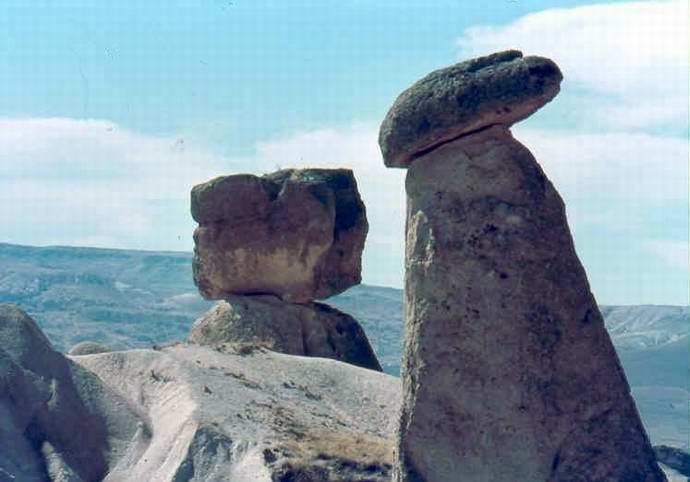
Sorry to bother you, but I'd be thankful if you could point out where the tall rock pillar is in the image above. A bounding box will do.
[379,51,665,481]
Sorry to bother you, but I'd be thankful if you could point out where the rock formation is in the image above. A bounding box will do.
[0,304,140,482]
[191,167,382,372]
[192,168,368,303]
[189,294,382,371]
[0,305,399,482]
[380,51,666,481]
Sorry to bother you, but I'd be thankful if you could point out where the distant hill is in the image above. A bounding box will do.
[0,242,687,448]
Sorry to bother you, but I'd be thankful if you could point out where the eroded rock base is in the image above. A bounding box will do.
[395,126,664,482]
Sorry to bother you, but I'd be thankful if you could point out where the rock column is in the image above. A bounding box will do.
[380,51,665,481]
[190,168,382,372]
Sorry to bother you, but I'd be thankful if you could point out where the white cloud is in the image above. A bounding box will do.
[646,240,689,270]
[457,0,689,130]
[513,127,689,204]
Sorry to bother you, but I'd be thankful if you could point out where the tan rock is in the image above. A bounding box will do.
[192,168,367,303]
[395,126,665,481]
[188,295,382,372]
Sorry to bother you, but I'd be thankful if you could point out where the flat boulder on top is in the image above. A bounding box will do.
[192,168,368,303]
[379,50,563,168]
[188,295,382,372]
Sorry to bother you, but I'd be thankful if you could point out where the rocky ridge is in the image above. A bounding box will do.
[1,303,399,481]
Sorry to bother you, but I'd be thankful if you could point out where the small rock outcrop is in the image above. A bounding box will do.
[189,295,382,371]
[192,168,368,303]
[68,340,111,356]
[380,51,665,481]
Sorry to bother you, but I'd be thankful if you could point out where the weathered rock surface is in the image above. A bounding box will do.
[394,125,665,481]
[379,50,562,168]
[1,304,400,482]
[73,342,400,482]
[0,304,140,482]
[192,168,368,303]
[189,295,382,372]
[69,340,111,356]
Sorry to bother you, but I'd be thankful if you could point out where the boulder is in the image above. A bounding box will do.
[192,168,368,303]
[68,341,110,356]
[0,304,140,482]
[394,125,665,481]
[379,50,562,168]
[188,295,382,372]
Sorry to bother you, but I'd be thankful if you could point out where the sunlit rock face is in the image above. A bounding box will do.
[192,168,368,303]
[380,52,666,482]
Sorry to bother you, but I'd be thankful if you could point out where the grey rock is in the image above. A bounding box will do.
[68,341,110,356]
[192,168,368,303]
[189,295,382,372]
[0,304,140,482]
[395,126,665,481]
[379,50,562,168]
[74,341,400,481]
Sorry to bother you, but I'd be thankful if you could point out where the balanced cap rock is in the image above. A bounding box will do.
[381,52,665,481]
[192,168,368,303]
[379,50,562,168]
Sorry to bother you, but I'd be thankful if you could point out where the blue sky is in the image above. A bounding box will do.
[0,0,688,305]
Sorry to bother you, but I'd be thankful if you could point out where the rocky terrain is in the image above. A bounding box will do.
[1,304,400,482]
[1,242,687,453]
[2,50,688,482]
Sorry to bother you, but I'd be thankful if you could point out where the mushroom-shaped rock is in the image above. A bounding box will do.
[188,295,382,372]
[192,168,368,303]
[379,50,562,168]
[68,340,110,356]
[380,52,664,482]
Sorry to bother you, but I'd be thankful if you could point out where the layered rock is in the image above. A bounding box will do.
[192,168,368,303]
[380,52,665,482]
[189,295,382,372]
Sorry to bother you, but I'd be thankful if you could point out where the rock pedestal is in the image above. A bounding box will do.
[191,167,382,372]
[381,52,665,482]
[188,295,382,372]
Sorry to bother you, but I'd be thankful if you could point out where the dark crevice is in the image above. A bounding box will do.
[409,123,505,162]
